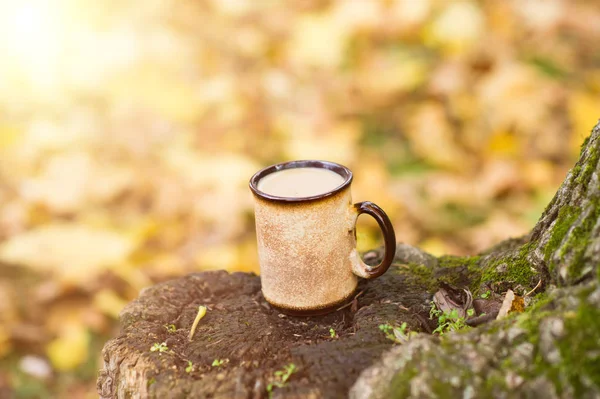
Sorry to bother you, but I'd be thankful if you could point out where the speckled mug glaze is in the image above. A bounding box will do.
[249,160,396,315]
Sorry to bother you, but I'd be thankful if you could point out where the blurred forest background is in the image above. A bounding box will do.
[0,0,599,397]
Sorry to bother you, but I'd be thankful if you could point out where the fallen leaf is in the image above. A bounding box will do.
[511,0,563,30]
[0,125,22,149]
[0,223,136,284]
[496,289,524,319]
[46,324,89,371]
[93,290,128,319]
[425,1,484,54]
[510,294,525,313]
[388,0,431,27]
[20,152,133,213]
[407,102,472,170]
[569,91,600,157]
[0,326,11,358]
[284,122,362,166]
[433,284,473,319]
[487,131,520,158]
[107,63,204,123]
[478,63,553,134]
[358,50,429,97]
[287,12,351,68]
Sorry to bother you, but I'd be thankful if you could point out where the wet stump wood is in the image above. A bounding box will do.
[99,121,600,399]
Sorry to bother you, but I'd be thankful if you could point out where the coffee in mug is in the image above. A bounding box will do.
[257,167,345,198]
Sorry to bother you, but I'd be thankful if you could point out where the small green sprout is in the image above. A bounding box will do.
[480,290,491,299]
[378,322,417,343]
[329,328,337,338]
[150,342,169,353]
[165,324,177,333]
[186,361,193,373]
[429,301,474,335]
[212,359,227,367]
[267,363,297,396]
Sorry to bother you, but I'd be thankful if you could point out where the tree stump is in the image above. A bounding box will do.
[98,121,600,399]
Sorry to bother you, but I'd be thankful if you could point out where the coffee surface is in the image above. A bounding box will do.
[257,167,345,198]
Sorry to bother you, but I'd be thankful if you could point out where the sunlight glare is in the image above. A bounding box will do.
[0,1,65,89]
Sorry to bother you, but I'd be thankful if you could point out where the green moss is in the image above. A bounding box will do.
[387,281,600,397]
[558,300,600,395]
[580,135,591,152]
[438,255,481,270]
[436,255,482,291]
[474,244,537,292]
[404,263,434,286]
[543,195,600,284]
[574,137,599,189]
[399,256,484,293]
[512,284,600,396]
[544,206,580,268]
[404,245,541,295]
[482,373,508,395]
[563,199,600,282]
[527,292,552,312]
[389,365,418,398]
[544,130,599,280]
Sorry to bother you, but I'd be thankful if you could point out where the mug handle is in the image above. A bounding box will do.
[351,202,396,279]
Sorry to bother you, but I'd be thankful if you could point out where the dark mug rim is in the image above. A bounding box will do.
[249,160,353,203]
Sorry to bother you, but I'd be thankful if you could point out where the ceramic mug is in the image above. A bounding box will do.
[249,160,396,315]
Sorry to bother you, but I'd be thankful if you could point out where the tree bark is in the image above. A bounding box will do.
[98,122,600,399]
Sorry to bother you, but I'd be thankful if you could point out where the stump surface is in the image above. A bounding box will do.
[98,260,433,399]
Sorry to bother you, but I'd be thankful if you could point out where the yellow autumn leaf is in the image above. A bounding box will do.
[358,52,428,97]
[487,131,519,158]
[419,238,451,257]
[0,223,136,284]
[111,261,154,292]
[569,91,600,157]
[389,0,431,27]
[236,239,260,274]
[195,245,240,272]
[46,324,90,371]
[0,327,11,358]
[208,0,253,16]
[522,160,555,189]
[106,63,204,123]
[424,1,484,54]
[287,12,351,68]
[284,122,362,166]
[195,239,259,274]
[477,63,550,134]
[356,228,381,254]
[407,102,472,170]
[21,151,133,213]
[93,290,128,319]
[0,125,22,149]
[352,158,397,215]
[162,145,260,190]
[332,0,382,31]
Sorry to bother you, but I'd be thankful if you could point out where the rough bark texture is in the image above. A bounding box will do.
[98,122,600,398]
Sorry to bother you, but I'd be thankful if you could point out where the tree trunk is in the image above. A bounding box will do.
[351,121,600,399]
[98,122,600,399]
